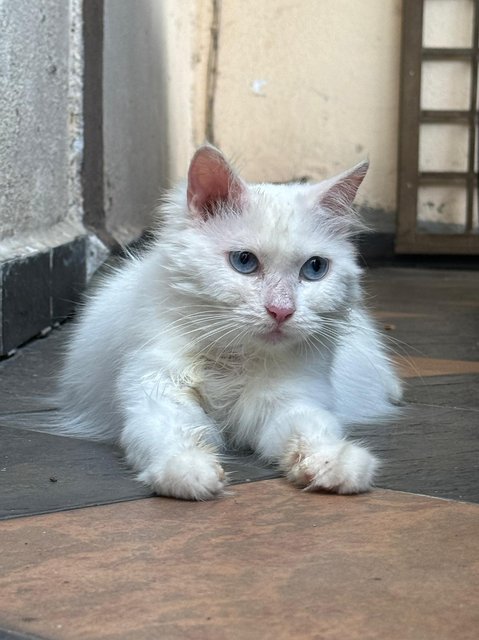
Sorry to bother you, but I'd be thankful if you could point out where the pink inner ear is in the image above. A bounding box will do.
[187,146,245,218]
[318,160,369,214]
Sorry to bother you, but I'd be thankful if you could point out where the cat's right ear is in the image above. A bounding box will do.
[309,160,369,217]
[187,145,247,219]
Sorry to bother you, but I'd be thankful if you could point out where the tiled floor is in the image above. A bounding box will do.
[0,267,478,639]
[1,483,478,640]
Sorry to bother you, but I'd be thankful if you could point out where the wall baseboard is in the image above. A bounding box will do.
[0,237,88,357]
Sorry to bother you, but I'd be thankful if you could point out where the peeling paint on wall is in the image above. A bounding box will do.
[251,79,267,96]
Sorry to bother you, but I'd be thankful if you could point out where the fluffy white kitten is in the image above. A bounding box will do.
[59,145,401,500]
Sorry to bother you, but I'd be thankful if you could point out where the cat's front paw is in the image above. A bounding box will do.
[281,437,378,494]
[138,448,226,500]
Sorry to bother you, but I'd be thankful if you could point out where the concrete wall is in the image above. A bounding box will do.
[0,0,192,258]
[103,0,167,242]
[103,0,209,241]
[0,0,84,261]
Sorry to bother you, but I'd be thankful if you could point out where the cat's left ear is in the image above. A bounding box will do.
[187,145,247,219]
[311,160,369,215]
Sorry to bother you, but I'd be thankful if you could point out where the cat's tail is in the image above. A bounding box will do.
[0,396,118,444]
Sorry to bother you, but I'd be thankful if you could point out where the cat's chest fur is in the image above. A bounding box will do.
[183,348,334,447]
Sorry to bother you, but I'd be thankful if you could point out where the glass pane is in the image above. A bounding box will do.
[419,123,469,172]
[417,185,467,233]
[421,60,471,110]
[423,0,473,48]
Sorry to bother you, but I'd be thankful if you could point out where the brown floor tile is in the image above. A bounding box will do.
[374,311,430,319]
[396,356,479,378]
[1,480,478,640]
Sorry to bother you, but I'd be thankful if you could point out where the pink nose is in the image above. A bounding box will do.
[266,305,295,324]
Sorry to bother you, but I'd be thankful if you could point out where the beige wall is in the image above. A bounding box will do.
[211,0,402,215]
[165,0,402,220]
[134,0,474,232]
[102,0,403,229]
[152,0,399,224]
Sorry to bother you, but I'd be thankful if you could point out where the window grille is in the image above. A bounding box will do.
[396,0,479,254]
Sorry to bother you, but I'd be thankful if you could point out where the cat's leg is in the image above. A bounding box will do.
[117,362,226,500]
[256,406,378,494]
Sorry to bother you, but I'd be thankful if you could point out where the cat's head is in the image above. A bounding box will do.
[160,144,367,354]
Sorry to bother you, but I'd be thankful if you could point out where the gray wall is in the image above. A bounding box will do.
[0,0,168,260]
[0,0,84,261]
[0,0,167,353]
[103,0,168,243]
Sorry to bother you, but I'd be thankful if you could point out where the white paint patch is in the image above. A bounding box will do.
[251,79,267,96]
[87,234,110,280]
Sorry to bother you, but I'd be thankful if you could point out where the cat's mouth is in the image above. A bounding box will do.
[260,326,288,344]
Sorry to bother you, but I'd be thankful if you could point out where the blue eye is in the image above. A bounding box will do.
[300,256,329,281]
[229,251,259,274]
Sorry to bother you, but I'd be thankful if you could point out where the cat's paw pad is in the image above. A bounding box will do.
[281,438,378,494]
[138,449,226,500]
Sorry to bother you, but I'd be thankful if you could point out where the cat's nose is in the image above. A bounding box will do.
[266,305,295,324]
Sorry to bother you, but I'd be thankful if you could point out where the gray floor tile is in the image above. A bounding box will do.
[1,267,478,516]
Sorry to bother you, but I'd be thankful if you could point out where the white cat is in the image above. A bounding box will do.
[59,144,401,500]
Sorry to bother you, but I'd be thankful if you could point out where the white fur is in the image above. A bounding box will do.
[58,149,401,500]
